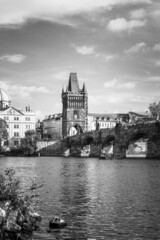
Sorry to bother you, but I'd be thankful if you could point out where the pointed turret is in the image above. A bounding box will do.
[67,73,80,92]
[62,87,64,94]
[82,83,87,94]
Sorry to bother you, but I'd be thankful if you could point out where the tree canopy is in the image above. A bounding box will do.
[20,130,40,156]
[148,101,160,119]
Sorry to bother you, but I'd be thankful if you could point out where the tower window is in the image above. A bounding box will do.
[74,110,79,120]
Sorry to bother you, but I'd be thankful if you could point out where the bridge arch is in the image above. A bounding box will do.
[126,131,149,151]
[69,124,83,136]
[102,135,115,149]
[82,136,94,147]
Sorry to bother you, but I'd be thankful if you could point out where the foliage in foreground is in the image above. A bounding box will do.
[0,168,42,210]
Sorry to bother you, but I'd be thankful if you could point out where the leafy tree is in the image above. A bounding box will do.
[0,168,42,210]
[20,130,40,156]
[0,119,8,152]
[148,101,160,119]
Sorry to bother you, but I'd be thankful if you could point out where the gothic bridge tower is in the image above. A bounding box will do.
[62,73,88,138]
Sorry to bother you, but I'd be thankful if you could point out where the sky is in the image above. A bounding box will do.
[0,0,160,119]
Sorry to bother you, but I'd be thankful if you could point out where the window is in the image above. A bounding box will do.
[14,132,19,137]
[73,110,79,120]
[26,125,30,130]
[14,140,19,146]
[7,124,9,128]
[14,117,19,121]
[14,124,19,129]
[4,116,9,121]
[25,117,30,121]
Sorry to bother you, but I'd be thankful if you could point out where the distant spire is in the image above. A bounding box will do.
[82,83,87,94]
[62,87,64,94]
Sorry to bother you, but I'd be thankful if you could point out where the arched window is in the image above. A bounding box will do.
[73,110,79,120]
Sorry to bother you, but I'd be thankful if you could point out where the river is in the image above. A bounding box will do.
[0,157,160,240]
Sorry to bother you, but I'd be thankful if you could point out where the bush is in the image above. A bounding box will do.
[0,168,42,210]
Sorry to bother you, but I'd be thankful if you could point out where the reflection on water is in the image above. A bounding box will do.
[1,157,160,239]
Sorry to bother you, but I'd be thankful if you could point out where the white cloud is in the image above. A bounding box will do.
[95,53,118,62]
[104,78,118,88]
[72,44,118,62]
[125,42,148,54]
[107,18,146,32]
[0,0,151,27]
[147,76,160,82]
[35,110,45,120]
[153,43,160,51]
[150,10,160,18]
[0,54,26,63]
[155,60,160,66]
[0,80,52,99]
[129,8,147,19]
[104,78,136,89]
[72,45,95,55]
[53,71,69,80]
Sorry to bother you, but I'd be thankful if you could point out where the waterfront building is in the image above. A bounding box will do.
[128,111,153,123]
[43,113,62,140]
[87,113,118,131]
[0,88,36,148]
[62,73,88,138]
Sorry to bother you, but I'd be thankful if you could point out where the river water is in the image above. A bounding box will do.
[0,157,160,240]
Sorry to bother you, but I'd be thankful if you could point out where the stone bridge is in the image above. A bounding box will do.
[38,121,160,158]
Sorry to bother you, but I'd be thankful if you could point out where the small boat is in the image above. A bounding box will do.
[99,152,113,160]
[99,152,107,160]
[49,216,67,229]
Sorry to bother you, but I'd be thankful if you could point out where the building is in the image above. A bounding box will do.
[0,88,36,148]
[43,113,62,140]
[62,73,88,138]
[87,113,118,131]
[128,111,153,123]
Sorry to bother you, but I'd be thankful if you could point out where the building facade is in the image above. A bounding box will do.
[62,73,88,138]
[87,113,118,131]
[0,88,36,148]
[43,113,62,140]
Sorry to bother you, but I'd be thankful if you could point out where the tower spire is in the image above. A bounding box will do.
[82,83,87,94]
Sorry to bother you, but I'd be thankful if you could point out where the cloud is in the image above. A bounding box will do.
[72,44,95,55]
[95,53,118,62]
[0,0,151,27]
[104,78,136,89]
[129,8,147,19]
[125,42,148,54]
[153,43,160,51]
[89,91,134,106]
[72,44,118,63]
[0,54,26,63]
[107,18,146,32]
[147,76,160,82]
[0,80,52,99]
[155,60,160,66]
[35,110,45,120]
[150,10,160,18]
[53,71,69,80]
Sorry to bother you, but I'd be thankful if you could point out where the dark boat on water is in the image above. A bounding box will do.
[49,216,67,229]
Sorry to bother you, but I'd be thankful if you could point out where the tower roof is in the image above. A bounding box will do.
[67,73,80,92]
[82,83,87,94]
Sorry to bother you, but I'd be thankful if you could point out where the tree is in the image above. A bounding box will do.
[0,119,8,152]
[148,101,160,119]
[20,130,40,156]
[0,168,42,224]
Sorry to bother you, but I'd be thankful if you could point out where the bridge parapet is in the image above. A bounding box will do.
[38,121,160,158]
